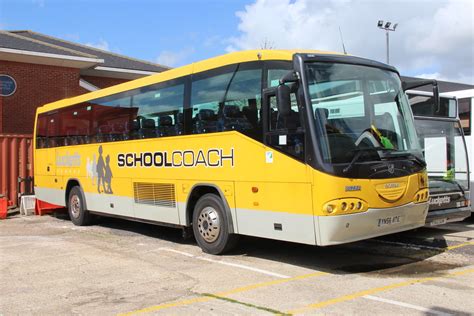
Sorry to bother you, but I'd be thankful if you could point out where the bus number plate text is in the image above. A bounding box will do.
[377,215,404,227]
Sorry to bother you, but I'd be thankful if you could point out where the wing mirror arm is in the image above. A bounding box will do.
[277,71,300,117]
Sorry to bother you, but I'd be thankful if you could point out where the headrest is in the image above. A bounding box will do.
[98,125,111,133]
[315,108,329,120]
[199,109,215,120]
[159,116,173,126]
[113,123,125,132]
[177,112,184,123]
[142,119,156,128]
[224,105,241,118]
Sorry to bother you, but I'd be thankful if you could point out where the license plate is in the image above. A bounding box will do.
[377,215,404,227]
[430,218,447,226]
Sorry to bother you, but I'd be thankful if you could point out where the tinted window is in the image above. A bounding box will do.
[266,91,304,160]
[36,79,185,148]
[191,63,262,140]
[58,105,92,146]
[408,94,457,118]
[267,61,292,88]
[92,81,184,141]
[459,97,471,135]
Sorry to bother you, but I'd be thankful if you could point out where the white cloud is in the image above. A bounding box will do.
[84,39,110,51]
[156,48,195,67]
[229,0,474,84]
[415,72,446,81]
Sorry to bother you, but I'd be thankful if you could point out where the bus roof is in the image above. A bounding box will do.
[37,49,342,113]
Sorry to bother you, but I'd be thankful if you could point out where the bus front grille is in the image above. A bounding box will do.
[133,182,176,208]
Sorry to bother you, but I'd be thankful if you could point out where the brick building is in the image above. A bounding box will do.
[0,30,169,134]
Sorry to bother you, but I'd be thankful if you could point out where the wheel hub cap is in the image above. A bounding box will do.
[197,206,220,242]
[70,195,81,219]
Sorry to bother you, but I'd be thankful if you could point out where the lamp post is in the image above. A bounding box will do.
[377,20,398,64]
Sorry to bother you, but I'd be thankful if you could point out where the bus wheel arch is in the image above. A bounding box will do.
[190,191,239,254]
[185,184,235,234]
[65,179,92,226]
[65,179,88,210]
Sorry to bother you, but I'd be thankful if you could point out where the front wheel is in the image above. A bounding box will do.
[68,186,92,226]
[192,193,238,255]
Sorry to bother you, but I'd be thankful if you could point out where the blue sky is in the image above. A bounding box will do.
[1,0,473,83]
[0,0,250,66]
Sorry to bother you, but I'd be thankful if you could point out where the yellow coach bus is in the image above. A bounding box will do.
[34,50,429,254]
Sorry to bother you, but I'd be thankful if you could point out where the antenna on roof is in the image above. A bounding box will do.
[338,26,347,55]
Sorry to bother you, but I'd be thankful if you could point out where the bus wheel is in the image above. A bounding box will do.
[192,193,238,255]
[68,186,92,226]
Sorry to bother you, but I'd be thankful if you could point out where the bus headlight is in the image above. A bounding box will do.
[322,198,368,215]
[325,204,335,214]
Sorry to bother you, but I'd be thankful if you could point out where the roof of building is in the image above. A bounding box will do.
[0,31,95,58]
[1,30,170,76]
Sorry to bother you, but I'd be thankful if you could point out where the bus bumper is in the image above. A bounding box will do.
[317,202,428,246]
[425,207,471,227]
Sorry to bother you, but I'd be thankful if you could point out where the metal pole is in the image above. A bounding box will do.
[386,30,390,64]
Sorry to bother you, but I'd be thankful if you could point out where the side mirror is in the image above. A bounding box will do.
[402,77,440,112]
[277,84,291,117]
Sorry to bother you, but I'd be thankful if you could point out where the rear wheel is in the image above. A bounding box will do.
[68,186,92,226]
[192,193,238,254]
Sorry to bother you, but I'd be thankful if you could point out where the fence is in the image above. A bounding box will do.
[0,134,34,208]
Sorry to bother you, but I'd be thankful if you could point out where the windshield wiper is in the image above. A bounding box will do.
[384,152,427,168]
[343,147,395,174]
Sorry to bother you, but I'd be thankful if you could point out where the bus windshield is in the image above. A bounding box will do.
[414,119,469,193]
[306,62,422,165]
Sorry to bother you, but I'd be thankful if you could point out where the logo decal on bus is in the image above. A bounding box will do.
[86,145,113,194]
[345,185,361,192]
[117,148,234,168]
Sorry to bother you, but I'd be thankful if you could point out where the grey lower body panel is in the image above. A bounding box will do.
[317,202,429,246]
[425,207,471,226]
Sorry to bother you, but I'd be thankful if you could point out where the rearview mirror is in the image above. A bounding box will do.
[277,84,291,117]
[402,78,440,113]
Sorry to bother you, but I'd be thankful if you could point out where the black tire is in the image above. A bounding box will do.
[68,186,92,226]
[192,193,239,255]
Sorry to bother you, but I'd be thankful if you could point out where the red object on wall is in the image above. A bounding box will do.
[0,134,33,208]
[0,197,7,219]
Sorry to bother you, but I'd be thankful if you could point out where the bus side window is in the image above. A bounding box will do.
[191,62,263,139]
[58,105,92,146]
[46,113,58,148]
[89,79,185,142]
[132,82,185,138]
[36,115,48,148]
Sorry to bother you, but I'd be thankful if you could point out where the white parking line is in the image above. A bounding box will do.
[159,247,290,278]
[159,248,194,257]
[363,295,453,316]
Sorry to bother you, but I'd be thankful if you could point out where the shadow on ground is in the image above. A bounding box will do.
[48,210,471,277]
